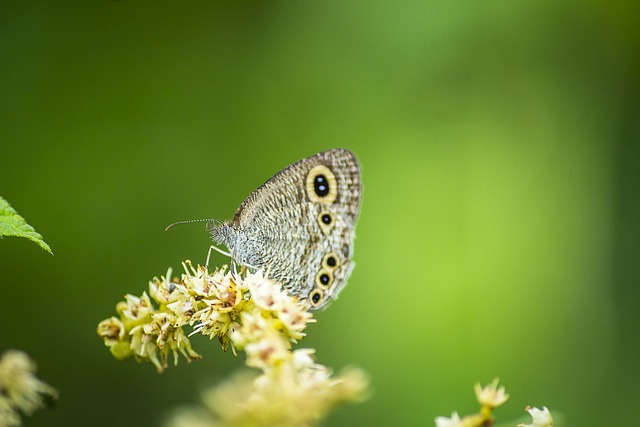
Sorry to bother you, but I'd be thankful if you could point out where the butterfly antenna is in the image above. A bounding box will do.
[164,218,215,232]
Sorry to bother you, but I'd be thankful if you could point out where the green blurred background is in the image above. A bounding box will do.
[1,1,638,426]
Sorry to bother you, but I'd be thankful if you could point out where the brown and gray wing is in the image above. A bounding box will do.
[232,148,361,229]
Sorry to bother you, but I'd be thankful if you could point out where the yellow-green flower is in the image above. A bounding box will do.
[97,262,315,372]
[97,316,132,360]
[0,350,58,426]
[165,348,368,427]
[97,270,203,372]
[434,379,510,427]
[0,395,20,427]
[474,378,509,409]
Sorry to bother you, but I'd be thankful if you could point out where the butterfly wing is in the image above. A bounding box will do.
[229,148,361,309]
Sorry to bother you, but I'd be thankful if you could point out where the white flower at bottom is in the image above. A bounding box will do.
[435,412,462,427]
[518,406,554,427]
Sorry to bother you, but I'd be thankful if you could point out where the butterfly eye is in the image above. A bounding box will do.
[306,165,338,204]
[309,289,323,307]
[315,269,334,289]
[314,175,329,197]
[322,252,340,270]
[317,211,335,234]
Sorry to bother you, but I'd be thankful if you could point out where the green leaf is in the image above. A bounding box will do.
[0,196,53,254]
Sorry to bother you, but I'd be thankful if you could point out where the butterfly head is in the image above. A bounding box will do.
[208,220,232,247]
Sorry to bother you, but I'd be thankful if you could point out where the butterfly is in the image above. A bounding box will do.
[208,148,361,309]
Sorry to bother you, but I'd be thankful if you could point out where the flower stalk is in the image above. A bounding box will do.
[97,261,368,427]
[435,379,555,427]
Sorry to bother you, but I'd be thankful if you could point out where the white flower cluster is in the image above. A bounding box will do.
[97,262,313,372]
[0,350,58,427]
[97,262,368,426]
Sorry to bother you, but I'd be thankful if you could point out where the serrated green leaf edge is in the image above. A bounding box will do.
[0,196,53,254]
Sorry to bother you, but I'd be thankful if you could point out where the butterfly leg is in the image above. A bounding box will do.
[206,244,233,269]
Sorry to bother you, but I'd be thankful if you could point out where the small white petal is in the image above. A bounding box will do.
[518,406,554,427]
[435,412,462,427]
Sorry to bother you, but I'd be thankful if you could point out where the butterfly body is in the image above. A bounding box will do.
[209,148,361,310]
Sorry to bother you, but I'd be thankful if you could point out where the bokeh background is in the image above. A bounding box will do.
[1,1,638,426]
